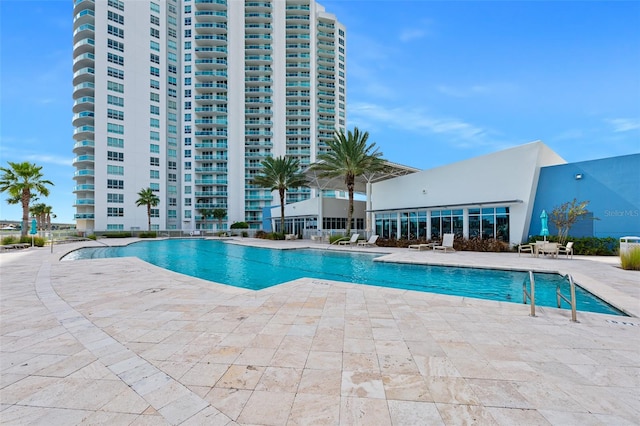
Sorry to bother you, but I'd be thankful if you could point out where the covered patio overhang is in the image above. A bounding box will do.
[302,160,421,235]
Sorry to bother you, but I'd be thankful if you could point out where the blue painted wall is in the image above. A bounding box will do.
[529,154,640,239]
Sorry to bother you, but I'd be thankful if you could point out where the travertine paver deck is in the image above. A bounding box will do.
[1,238,639,425]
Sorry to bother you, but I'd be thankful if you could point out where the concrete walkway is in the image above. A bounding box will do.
[1,239,638,425]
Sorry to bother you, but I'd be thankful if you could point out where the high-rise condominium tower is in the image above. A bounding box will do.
[72,0,346,233]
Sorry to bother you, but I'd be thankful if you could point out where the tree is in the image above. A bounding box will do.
[252,156,307,234]
[136,188,160,232]
[213,208,226,230]
[0,161,54,237]
[310,127,385,235]
[549,198,594,245]
[198,208,214,231]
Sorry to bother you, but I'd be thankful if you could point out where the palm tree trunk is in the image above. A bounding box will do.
[147,204,151,231]
[279,188,285,234]
[21,189,29,237]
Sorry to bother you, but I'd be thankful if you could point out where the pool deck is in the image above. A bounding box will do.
[1,238,638,425]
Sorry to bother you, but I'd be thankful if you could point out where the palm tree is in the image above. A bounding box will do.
[198,208,214,231]
[0,162,54,237]
[44,205,56,234]
[310,127,385,236]
[252,156,307,234]
[213,208,226,231]
[135,188,160,232]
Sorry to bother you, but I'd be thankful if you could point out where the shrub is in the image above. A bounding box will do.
[242,231,248,238]
[255,230,267,239]
[101,232,132,238]
[329,234,346,244]
[2,236,18,245]
[621,247,640,271]
[527,235,618,255]
[230,221,249,229]
[87,234,97,240]
[138,232,157,238]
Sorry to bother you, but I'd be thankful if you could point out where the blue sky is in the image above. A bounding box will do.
[1,1,639,223]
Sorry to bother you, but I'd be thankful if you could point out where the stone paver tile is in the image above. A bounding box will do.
[305,350,342,370]
[157,391,210,425]
[17,377,129,410]
[2,354,68,376]
[1,376,60,405]
[297,368,342,396]
[216,364,265,390]
[181,405,236,426]
[270,349,309,369]
[387,400,444,425]
[101,386,151,414]
[341,371,385,399]
[0,373,27,389]
[340,396,391,426]
[248,333,285,349]
[81,411,140,424]
[450,356,504,380]
[486,407,551,425]
[0,405,91,425]
[538,409,607,426]
[237,390,295,425]
[179,362,229,387]
[382,373,431,402]
[200,346,243,364]
[204,387,252,421]
[343,337,376,354]
[512,380,586,412]
[435,402,496,425]
[234,347,277,366]
[255,366,302,393]
[288,393,340,425]
[33,351,96,378]
[466,378,534,409]
[342,352,380,373]
[378,353,420,375]
[425,377,481,405]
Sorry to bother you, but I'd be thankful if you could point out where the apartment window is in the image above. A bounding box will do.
[107,224,124,230]
[168,40,177,50]
[168,52,177,63]
[184,113,191,122]
[184,89,191,98]
[168,125,177,134]
[150,209,160,218]
[150,144,160,153]
[168,3,176,13]
[184,17,191,26]
[184,210,192,218]
[150,170,160,179]
[168,161,177,170]
[184,101,191,110]
[150,28,160,39]
[184,65,191,74]
[184,186,191,194]
[168,210,177,219]
[107,179,124,189]
[150,15,160,26]
[107,207,124,217]
[168,88,177,98]
[184,161,191,170]
[150,157,160,166]
[107,109,124,120]
[149,105,160,116]
[107,25,124,38]
[168,173,177,183]
[150,183,160,192]
[168,137,177,146]
[107,81,124,93]
[150,53,160,64]
[168,16,177,26]
[107,11,124,24]
[168,149,177,158]
[184,29,191,38]
[184,5,191,13]
[184,149,191,158]
[107,67,124,80]
[184,53,191,62]
[184,125,191,134]
[107,95,124,107]
[150,131,160,141]
[168,65,177,75]
[150,79,160,89]
[107,137,124,147]
[107,0,124,11]
[150,41,160,52]
[107,151,124,162]
[184,198,192,206]
[184,174,191,182]
[107,53,124,66]
[168,76,177,86]
[150,66,160,77]
[150,118,160,128]
[184,77,191,86]
[150,92,160,102]
[107,39,124,52]
[107,123,124,134]
[168,112,177,122]
[168,28,177,38]
[150,2,160,13]
[184,41,191,50]
[107,165,124,175]
[168,100,177,109]
[107,193,124,203]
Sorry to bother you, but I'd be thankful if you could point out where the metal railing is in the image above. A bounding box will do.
[557,274,578,322]
[522,271,536,317]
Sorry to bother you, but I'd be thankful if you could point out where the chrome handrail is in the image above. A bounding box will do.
[522,271,536,317]
[556,274,578,322]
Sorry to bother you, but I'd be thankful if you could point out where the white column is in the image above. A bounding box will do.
[366,181,372,238]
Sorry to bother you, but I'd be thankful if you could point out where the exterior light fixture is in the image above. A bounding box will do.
[575,173,583,180]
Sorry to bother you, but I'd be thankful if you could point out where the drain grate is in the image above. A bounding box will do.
[606,319,638,327]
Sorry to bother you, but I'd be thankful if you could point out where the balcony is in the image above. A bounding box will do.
[72,154,95,166]
[73,23,95,43]
[74,169,95,177]
[72,67,94,85]
[73,184,95,192]
[73,139,95,151]
[194,0,227,10]
[72,96,94,113]
[73,38,95,56]
[73,8,95,25]
[195,179,228,185]
[73,0,94,14]
[72,111,95,127]
[73,125,94,139]
[74,213,95,220]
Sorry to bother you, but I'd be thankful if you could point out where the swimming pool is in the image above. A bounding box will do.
[63,239,624,316]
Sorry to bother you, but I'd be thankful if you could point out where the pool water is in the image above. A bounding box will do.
[63,239,624,316]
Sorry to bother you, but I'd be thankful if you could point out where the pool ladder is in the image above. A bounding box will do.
[522,271,578,322]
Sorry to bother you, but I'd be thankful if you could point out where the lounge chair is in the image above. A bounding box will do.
[558,241,574,259]
[518,243,534,257]
[338,233,360,245]
[537,242,559,258]
[433,233,455,252]
[357,235,379,247]
[408,242,437,251]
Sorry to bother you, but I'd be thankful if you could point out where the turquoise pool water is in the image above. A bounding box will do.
[63,239,624,315]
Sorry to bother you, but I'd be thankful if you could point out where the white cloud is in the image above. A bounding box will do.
[349,102,494,147]
[606,118,640,132]
[399,29,426,42]
[25,154,73,167]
